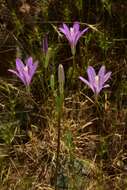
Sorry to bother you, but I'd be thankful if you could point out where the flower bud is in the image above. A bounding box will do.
[58,64,65,95]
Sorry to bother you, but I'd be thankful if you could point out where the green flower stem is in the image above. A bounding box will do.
[55,94,64,190]
[73,54,76,75]
[26,85,31,95]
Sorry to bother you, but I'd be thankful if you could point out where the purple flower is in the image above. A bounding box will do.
[59,22,88,55]
[79,65,111,95]
[8,57,38,86]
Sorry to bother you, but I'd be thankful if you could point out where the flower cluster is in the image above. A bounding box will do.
[8,22,112,96]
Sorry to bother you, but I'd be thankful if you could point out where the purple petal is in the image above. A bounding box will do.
[30,61,38,78]
[103,84,110,88]
[23,69,31,85]
[73,26,88,47]
[104,71,111,83]
[63,23,70,32]
[59,27,72,45]
[8,69,27,85]
[16,58,31,85]
[87,66,96,84]
[8,69,19,76]
[75,27,88,44]
[26,57,33,67]
[73,22,80,32]
[71,22,81,47]
[26,57,38,77]
[59,23,72,42]
[78,27,89,38]
[79,76,95,93]
[98,65,106,89]
[16,58,27,84]
[16,58,25,73]
[95,86,101,95]
[98,65,105,77]
[59,27,66,35]
[16,59,26,81]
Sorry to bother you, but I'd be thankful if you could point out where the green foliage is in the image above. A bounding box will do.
[0,121,19,144]
[101,0,112,15]
[75,0,83,12]
[64,129,74,150]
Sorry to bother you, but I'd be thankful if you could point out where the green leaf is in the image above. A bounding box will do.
[44,47,52,69]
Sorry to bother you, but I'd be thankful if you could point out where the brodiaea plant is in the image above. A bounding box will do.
[59,22,88,56]
[8,57,38,87]
[79,65,111,96]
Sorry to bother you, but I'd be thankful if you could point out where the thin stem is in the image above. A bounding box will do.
[73,54,76,74]
[71,54,76,82]
[94,95,105,134]
[55,111,61,190]
[26,85,31,95]
[55,95,63,190]
[94,95,101,116]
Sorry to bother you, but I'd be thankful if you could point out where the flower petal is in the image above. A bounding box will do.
[104,71,111,83]
[103,84,110,88]
[98,65,106,90]
[87,66,96,84]
[74,27,88,46]
[23,71,31,85]
[98,65,105,77]
[8,69,19,76]
[30,61,38,78]
[8,69,27,85]
[59,27,67,36]
[79,76,95,93]
[25,57,38,80]
[79,27,88,37]
[16,58,25,73]
[63,23,70,33]
[59,23,72,43]
[26,57,33,67]
[95,87,101,95]
[73,22,80,32]
[16,58,28,84]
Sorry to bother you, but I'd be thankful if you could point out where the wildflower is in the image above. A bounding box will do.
[79,65,111,95]
[8,57,38,86]
[42,35,48,54]
[59,22,88,55]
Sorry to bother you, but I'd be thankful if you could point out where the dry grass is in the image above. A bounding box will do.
[0,91,127,190]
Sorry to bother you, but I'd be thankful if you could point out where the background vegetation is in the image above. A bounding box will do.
[0,0,127,189]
